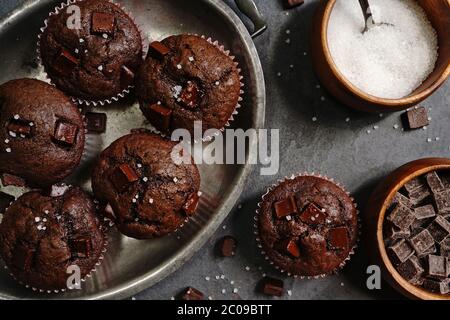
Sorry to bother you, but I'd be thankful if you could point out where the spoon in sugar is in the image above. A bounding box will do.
[359,0,394,34]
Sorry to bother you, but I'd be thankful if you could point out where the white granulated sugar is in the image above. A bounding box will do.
[328,0,438,99]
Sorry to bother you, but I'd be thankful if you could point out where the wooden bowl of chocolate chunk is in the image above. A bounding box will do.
[366,158,450,300]
[311,0,450,113]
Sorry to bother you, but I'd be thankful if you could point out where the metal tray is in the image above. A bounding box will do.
[0,0,265,299]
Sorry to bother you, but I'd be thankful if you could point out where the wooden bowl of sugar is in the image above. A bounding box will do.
[311,0,450,113]
[366,158,450,300]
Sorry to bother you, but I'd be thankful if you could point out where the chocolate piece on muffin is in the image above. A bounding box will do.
[0,187,105,291]
[39,0,143,102]
[0,79,85,187]
[136,34,242,136]
[91,133,201,239]
[257,175,359,277]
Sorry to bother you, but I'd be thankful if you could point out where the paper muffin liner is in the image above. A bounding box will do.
[2,217,109,295]
[139,34,244,144]
[36,0,146,107]
[254,172,361,280]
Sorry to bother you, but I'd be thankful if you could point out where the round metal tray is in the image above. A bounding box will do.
[0,0,265,299]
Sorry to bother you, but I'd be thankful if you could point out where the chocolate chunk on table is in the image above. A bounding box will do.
[402,107,429,130]
[299,203,326,225]
[389,239,415,265]
[91,12,115,35]
[178,287,204,300]
[433,189,450,217]
[284,0,305,9]
[397,255,424,284]
[426,254,447,279]
[427,216,450,243]
[260,276,284,297]
[423,278,449,294]
[85,112,107,133]
[408,229,434,256]
[142,103,173,133]
[274,196,297,218]
[0,191,15,213]
[387,204,416,230]
[1,173,26,187]
[426,172,445,194]
[217,236,237,257]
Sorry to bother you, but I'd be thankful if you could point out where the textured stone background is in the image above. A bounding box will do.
[1,0,448,300]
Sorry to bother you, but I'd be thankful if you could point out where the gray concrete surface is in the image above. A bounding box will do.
[1,0,448,300]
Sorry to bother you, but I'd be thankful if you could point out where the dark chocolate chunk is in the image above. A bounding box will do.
[70,236,92,258]
[0,191,15,213]
[423,278,449,294]
[433,190,450,217]
[418,244,436,259]
[85,112,107,133]
[110,163,139,191]
[260,276,284,297]
[389,239,414,265]
[404,177,425,194]
[408,229,434,256]
[217,236,237,257]
[12,244,34,270]
[7,119,32,137]
[284,0,305,9]
[142,103,173,132]
[386,226,410,241]
[441,237,450,257]
[426,172,445,194]
[403,107,429,130]
[427,216,450,243]
[53,120,79,146]
[387,204,416,230]
[397,256,424,284]
[147,41,170,60]
[274,196,297,218]
[276,238,300,258]
[392,192,413,209]
[91,12,115,35]
[179,81,201,109]
[54,49,79,76]
[179,287,204,300]
[447,257,450,276]
[327,227,349,250]
[414,204,436,220]
[182,192,199,216]
[299,203,326,225]
[408,185,431,205]
[1,174,26,187]
[426,254,447,279]
[120,65,135,89]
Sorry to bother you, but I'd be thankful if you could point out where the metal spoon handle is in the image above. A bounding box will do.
[234,0,267,38]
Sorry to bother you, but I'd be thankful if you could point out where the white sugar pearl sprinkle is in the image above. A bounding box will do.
[5,148,11,153]
[177,64,182,69]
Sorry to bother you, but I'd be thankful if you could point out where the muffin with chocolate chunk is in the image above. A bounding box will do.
[39,0,143,103]
[256,174,359,277]
[0,187,106,292]
[135,34,242,137]
[91,132,201,239]
[0,79,85,187]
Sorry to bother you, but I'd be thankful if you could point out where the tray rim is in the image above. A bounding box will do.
[0,0,266,300]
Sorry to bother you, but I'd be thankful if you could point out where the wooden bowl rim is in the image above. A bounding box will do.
[320,0,450,108]
[377,159,450,300]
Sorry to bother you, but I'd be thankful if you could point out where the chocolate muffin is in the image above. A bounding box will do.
[0,187,105,291]
[0,79,85,187]
[257,175,359,277]
[91,132,201,239]
[135,34,242,136]
[39,0,143,102]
